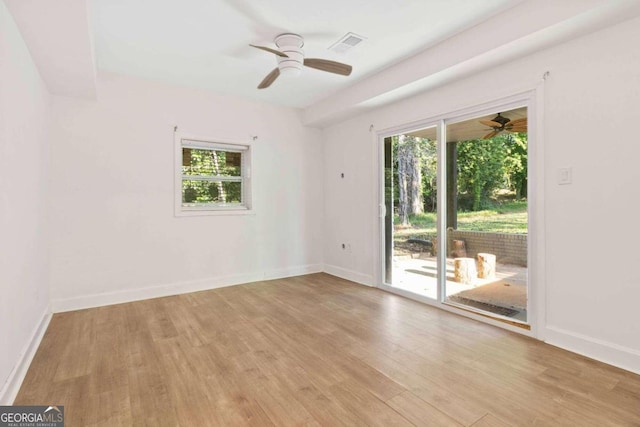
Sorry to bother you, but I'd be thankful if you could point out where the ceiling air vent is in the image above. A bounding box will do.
[329,32,366,54]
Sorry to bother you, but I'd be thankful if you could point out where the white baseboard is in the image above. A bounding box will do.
[323,264,374,287]
[52,272,264,313]
[0,307,52,405]
[51,264,325,313]
[263,264,323,280]
[545,325,640,375]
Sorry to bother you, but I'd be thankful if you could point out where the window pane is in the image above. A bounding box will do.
[182,180,242,205]
[182,148,241,177]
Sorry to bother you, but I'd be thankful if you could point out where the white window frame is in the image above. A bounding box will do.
[174,132,252,216]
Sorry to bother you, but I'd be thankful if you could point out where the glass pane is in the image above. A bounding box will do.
[384,127,439,299]
[182,180,242,205]
[444,107,528,323]
[182,148,241,177]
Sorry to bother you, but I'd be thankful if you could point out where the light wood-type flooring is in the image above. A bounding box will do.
[15,273,640,426]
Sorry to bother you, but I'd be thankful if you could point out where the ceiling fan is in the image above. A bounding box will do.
[250,33,353,89]
[480,113,527,139]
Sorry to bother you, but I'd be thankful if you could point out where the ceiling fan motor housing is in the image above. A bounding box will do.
[492,113,511,127]
[275,33,304,77]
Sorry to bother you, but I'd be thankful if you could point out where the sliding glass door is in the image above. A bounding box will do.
[383,126,439,299]
[382,104,530,325]
[443,108,528,322]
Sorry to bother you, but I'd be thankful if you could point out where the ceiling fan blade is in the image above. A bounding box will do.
[509,127,528,133]
[505,122,527,131]
[480,120,502,128]
[250,44,288,58]
[304,58,352,76]
[508,118,527,126]
[482,131,499,139]
[258,68,280,89]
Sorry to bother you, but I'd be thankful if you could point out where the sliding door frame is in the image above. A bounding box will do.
[374,88,545,339]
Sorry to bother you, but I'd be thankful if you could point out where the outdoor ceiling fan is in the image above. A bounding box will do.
[480,113,527,139]
[250,33,353,89]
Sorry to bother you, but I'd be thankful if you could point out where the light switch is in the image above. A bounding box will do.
[558,167,572,185]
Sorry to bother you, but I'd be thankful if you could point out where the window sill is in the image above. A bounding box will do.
[175,208,255,217]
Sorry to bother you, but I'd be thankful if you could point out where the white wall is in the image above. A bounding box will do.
[0,1,51,403]
[322,17,640,373]
[49,72,324,310]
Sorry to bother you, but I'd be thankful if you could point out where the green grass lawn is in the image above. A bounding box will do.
[394,200,527,243]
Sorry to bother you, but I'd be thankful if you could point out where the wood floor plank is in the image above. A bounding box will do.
[93,387,133,427]
[326,379,414,426]
[14,273,640,426]
[471,413,511,427]
[386,390,463,426]
[227,351,321,426]
[359,348,488,426]
[51,310,96,381]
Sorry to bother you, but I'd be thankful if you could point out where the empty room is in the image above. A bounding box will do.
[1,0,639,425]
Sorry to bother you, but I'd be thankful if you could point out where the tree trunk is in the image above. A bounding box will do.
[212,151,226,203]
[450,239,467,258]
[472,179,482,211]
[519,179,527,198]
[397,136,409,225]
[397,135,423,225]
[477,253,496,279]
[408,151,422,215]
[454,257,477,284]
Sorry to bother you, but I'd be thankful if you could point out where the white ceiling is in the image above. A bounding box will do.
[89,0,521,108]
[7,0,640,122]
[4,0,96,98]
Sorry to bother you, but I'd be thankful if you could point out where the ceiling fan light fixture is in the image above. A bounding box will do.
[274,33,304,49]
[275,33,304,78]
[252,33,353,89]
[491,113,510,127]
[478,112,527,139]
[279,66,302,77]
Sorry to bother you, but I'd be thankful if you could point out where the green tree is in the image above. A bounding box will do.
[182,149,242,204]
[456,138,507,211]
[502,133,528,198]
[420,138,437,212]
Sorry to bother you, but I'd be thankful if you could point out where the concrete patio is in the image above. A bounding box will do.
[391,254,527,321]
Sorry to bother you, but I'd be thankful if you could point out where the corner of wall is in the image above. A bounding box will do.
[0,307,52,405]
[323,264,374,287]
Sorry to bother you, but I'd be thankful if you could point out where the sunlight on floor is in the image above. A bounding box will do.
[391,256,527,321]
